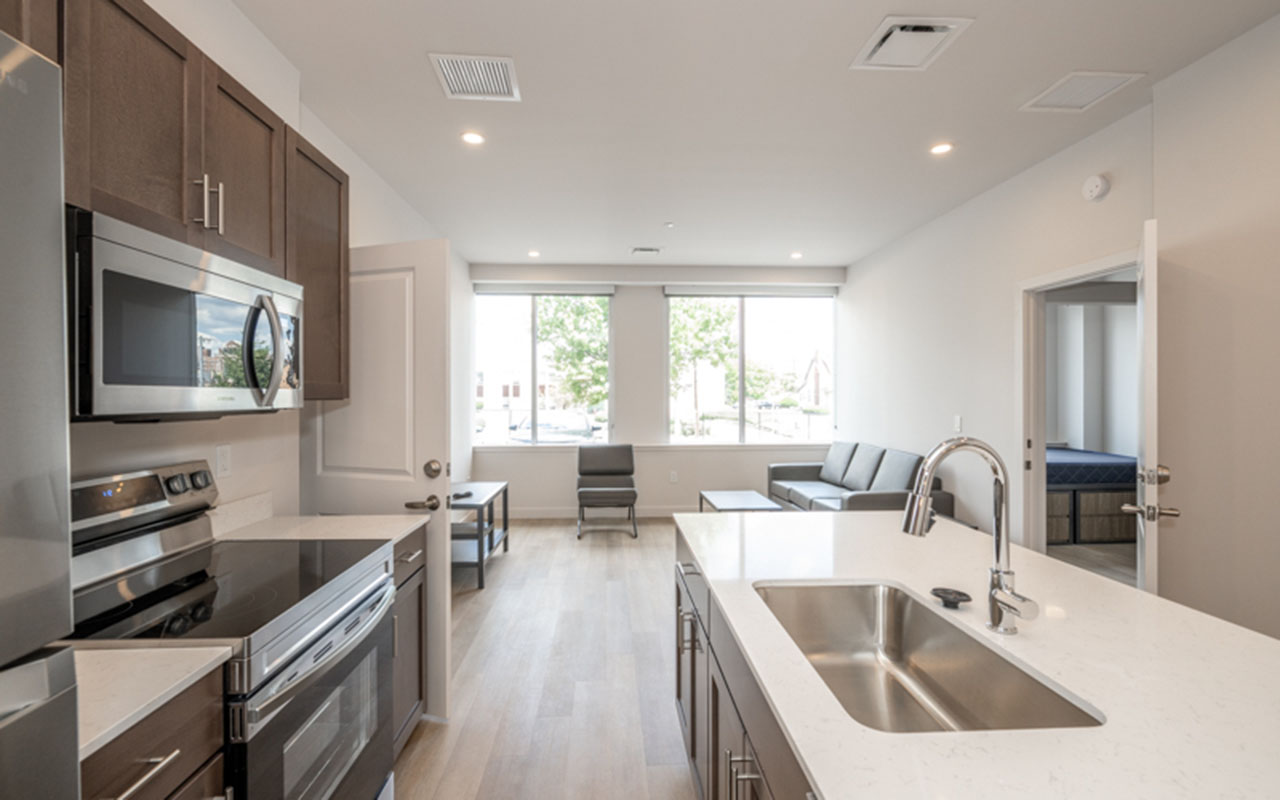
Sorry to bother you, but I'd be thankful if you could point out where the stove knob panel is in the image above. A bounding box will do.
[165,474,189,495]
[190,470,213,490]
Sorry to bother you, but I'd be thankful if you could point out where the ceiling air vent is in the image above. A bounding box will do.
[631,247,661,256]
[1022,71,1143,112]
[850,17,972,71]
[429,53,521,101]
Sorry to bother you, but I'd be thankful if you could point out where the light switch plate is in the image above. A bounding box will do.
[669,471,678,484]
[953,415,963,433]
[216,444,232,477]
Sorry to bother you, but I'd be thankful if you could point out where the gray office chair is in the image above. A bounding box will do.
[577,444,638,539]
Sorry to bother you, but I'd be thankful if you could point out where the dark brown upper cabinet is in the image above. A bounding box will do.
[0,0,58,61]
[286,127,350,400]
[63,0,205,246]
[203,63,287,276]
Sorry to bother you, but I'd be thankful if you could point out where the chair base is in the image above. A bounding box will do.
[577,504,639,539]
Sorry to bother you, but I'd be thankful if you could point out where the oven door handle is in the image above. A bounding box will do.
[245,581,395,726]
[259,295,285,408]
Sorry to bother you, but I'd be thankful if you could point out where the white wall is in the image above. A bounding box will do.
[71,0,450,515]
[470,274,842,516]
[1152,13,1280,638]
[1044,301,1137,455]
[836,106,1153,530]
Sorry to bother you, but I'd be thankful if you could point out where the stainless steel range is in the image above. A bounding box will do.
[68,462,394,800]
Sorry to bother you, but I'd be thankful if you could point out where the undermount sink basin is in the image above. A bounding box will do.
[755,582,1104,733]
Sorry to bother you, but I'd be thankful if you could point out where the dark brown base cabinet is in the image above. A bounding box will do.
[676,531,814,800]
[0,0,58,61]
[60,0,352,399]
[392,526,428,758]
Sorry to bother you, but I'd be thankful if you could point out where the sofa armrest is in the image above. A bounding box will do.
[840,490,911,511]
[929,489,955,519]
[767,462,823,482]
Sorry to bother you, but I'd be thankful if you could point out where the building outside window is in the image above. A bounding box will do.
[668,294,834,443]
[474,293,610,445]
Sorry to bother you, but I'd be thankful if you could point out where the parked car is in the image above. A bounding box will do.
[509,411,602,443]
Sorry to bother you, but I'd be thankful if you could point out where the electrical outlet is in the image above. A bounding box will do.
[669,470,678,484]
[216,444,232,477]
[954,415,963,433]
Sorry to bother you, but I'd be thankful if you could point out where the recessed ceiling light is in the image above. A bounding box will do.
[527,250,540,258]
[461,131,485,145]
[664,222,676,229]
[930,142,953,155]
[790,252,804,260]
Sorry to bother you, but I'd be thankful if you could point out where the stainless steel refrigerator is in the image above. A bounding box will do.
[0,30,80,800]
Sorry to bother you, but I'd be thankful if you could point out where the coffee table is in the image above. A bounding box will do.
[698,490,782,512]
[450,480,509,589]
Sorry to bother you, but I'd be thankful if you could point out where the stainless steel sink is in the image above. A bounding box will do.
[755,582,1104,733]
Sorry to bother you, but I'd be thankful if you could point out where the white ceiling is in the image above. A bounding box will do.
[232,0,1280,267]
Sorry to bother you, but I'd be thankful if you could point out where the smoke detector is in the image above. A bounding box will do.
[631,247,661,256]
[850,17,972,71]
[1022,71,1142,112]
[429,54,521,101]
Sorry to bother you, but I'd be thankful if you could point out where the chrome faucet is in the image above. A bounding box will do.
[901,436,1039,634]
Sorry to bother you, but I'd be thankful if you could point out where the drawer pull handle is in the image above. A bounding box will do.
[109,748,181,800]
[397,549,424,564]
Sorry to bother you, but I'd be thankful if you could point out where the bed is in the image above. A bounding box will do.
[1045,447,1138,545]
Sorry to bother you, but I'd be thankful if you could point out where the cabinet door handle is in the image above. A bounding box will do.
[397,549,424,564]
[213,181,226,235]
[193,175,212,228]
[393,613,399,658]
[108,748,181,800]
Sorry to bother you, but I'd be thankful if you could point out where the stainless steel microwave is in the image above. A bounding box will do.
[68,209,304,420]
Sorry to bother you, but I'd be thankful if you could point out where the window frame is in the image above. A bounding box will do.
[664,293,836,445]
[475,292,613,446]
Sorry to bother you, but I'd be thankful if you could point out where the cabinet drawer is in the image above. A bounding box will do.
[167,752,225,800]
[81,669,223,800]
[675,529,709,619]
[394,525,427,587]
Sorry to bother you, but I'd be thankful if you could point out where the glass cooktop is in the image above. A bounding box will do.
[72,538,383,641]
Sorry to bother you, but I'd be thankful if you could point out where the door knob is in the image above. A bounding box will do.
[423,459,443,479]
[1142,465,1172,485]
[405,495,440,511]
[1121,503,1181,521]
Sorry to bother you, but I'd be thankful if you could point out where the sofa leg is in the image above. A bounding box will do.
[630,505,638,538]
[576,505,583,540]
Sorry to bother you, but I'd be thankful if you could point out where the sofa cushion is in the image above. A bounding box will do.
[769,479,800,501]
[810,496,842,511]
[870,449,924,491]
[818,442,857,485]
[841,444,885,491]
[786,481,846,509]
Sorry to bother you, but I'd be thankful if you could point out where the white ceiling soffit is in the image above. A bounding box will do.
[429,53,520,101]
[1022,71,1143,112]
[850,16,973,70]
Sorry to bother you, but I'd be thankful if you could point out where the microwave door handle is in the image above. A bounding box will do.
[259,295,285,407]
[240,301,265,406]
[242,582,395,728]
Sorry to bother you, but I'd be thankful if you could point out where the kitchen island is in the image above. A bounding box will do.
[673,510,1280,799]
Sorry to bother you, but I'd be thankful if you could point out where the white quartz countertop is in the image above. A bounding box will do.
[215,514,429,544]
[673,511,1280,799]
[75,647,231,760]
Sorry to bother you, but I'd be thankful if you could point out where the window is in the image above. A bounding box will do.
[475,294,610,445]
[668,295,834,443]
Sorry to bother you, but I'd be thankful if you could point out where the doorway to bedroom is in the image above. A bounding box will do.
[1040,270,1140,586]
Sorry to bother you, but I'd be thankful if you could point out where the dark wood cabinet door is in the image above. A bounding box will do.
[392,567,425,757]
[0,0,58,61]
[167,753,225,800]
[286,127,350,399]
[203,62,287,275]
[63,0,204,245]
[710,664,744,800]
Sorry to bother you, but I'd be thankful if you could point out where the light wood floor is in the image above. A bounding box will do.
[1048,542,1137,586]
[393,519,698,800]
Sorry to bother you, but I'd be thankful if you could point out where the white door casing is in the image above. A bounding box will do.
[301,238,452,717]
[1134,219,1160,592]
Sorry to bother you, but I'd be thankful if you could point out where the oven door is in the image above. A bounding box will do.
[83,234,302,418]
[227,582,394,800]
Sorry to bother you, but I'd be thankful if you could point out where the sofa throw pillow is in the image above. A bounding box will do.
[818,442,857,485]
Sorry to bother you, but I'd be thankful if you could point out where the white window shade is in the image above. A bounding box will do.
[474,283,615,296]
[663,285,837,297]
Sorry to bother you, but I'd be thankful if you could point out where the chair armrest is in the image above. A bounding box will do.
[767,462,823,481]
[840,490,912,511]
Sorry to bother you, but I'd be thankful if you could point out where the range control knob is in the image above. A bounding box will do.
[190,470,213,490]
[165,474,189,495]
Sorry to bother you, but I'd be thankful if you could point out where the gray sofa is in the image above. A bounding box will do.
[768,442,955,515]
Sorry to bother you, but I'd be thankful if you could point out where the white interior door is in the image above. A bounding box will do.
[301,238,452,717]
[1132,219,1171,593]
